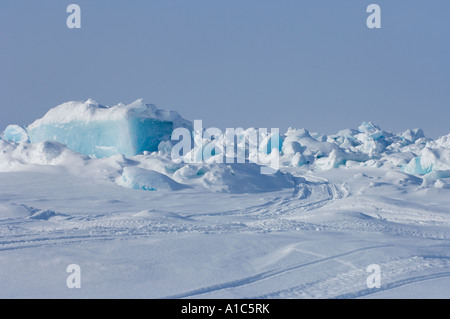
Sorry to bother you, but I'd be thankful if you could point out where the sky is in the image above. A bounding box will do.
[1,0,449,138]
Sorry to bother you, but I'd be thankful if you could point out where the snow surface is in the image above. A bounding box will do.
[1,100,450,299]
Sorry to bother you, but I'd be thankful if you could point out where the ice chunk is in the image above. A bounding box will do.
[315,149,347,170]
[336,128,359,139]
[358,121,381,135]
[3,125,29,143]
[403,143,450,176]
[355,122,392,156]
[402,157,432,175]
[428,133,450,149]
[290,152,309,167]
[116,166,187,191]
[354,134,386,157]
[400,128,425,143]
[283,128,337,157]
[282,141,303,156]
[381,152,416,167]
[27,99,192,158]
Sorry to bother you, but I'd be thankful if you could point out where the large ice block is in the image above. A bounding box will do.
[27,99,191,158]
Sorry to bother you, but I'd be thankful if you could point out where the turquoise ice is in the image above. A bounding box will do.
[3,125,29,143]
[26,99,191,158]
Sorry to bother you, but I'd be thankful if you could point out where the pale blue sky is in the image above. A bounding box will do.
[1,0,449,138]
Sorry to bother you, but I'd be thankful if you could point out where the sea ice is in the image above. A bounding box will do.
[27,99,191,158]
[2,125,29,143]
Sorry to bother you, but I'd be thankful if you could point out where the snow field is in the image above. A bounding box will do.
[1,99,449,298]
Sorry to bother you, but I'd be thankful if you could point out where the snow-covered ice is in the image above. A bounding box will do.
[26,99,191,158]
[2,125,29,143]
[1,99,449,299]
